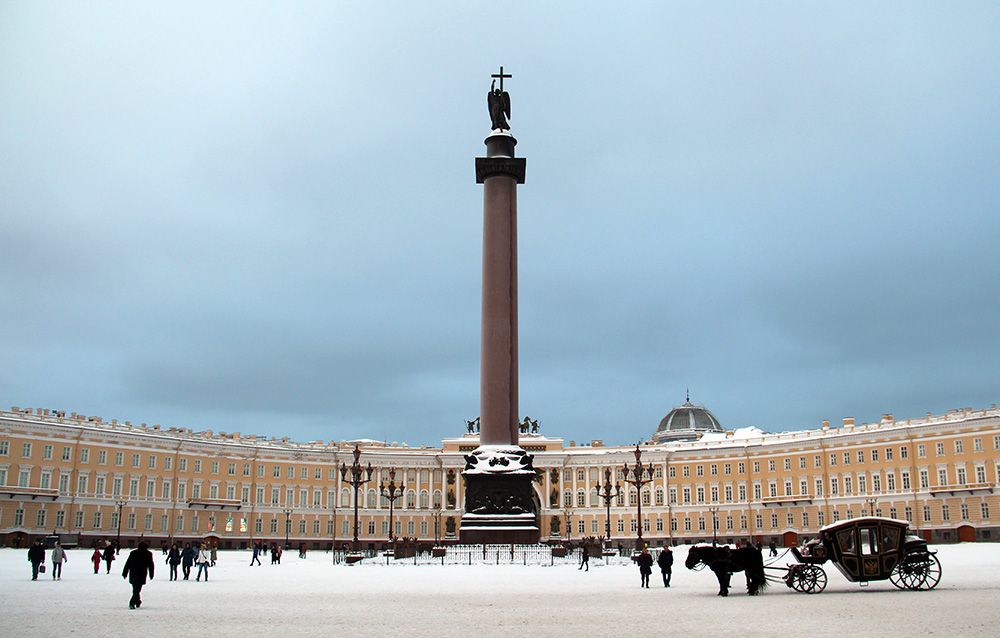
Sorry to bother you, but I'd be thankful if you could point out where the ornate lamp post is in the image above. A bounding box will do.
[708,506,720,546]
[596,467,622,548]
[114,499,128,554]
[864,497,878,517]
[432,510,443,544]
[379,468,405,545]
[339,444,373,553]
[622,444,655,548]
[283,508,293,548]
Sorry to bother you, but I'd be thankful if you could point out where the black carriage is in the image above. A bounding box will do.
[779,517,941,594]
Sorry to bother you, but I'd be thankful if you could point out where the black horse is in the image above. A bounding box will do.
[685,545,768,596]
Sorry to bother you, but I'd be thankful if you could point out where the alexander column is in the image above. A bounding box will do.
[460,67,539,544]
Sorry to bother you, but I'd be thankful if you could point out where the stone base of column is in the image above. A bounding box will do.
[460,448,540,544]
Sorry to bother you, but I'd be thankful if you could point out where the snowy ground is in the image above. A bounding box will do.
[2,544,998,637]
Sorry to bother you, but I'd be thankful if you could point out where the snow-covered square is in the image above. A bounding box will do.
[2,544,998,637]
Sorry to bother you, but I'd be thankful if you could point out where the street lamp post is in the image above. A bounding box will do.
[708,506,720,546]
[114,499,128,554]
[432,511,442,544]
[339,444,373,553]
[596,467,622,549]
[864,497,878,517]
[622,445,655,549]
[379,468,405,546]
[283,508,293,548]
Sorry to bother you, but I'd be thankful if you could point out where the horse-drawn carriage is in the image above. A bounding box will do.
[780,517,941,593]
[685,517,941,596]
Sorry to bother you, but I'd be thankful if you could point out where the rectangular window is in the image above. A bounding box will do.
[696,465,704,476]
[976,465,986,483]
[799,457,806,469]
[148,455,156,469]
[40,471,51,489]
[179,458,187,471]
[814,455,821,468]
[80,448,89,463]
[146,480,155,497]
[871,449,879,462]
[919,470,929,489]
[738,462,745,474]
[937,469,948,485]
[901,471,911,490]
[164,456,172,471]
[710,464,717,476]
[273,466,281,478]
[193,460,201,473]
[900,446,908,459]
[887,473,896,491]
[942,505,950,521]
[23,443,33,457]
[228,463,236,476]
[74,510,83,528]
[752,461,760,473]
[922,506,931,522]
[723,463,731,475]
[131,453,140,467]
[0,440,8,456]
[114,452,123,466]
[935,442,944,456]
[43,445,53,460]
[843,452,850,465]
[829,454,836,466]
[954,440,964,453]
[62,446,71,461]
[974,438,982,452]
[211,461,219,475]
[783,459,790,471]
[982,502,991,519]
[815,479,823,496]
[885,448,893,460]
[93,511,102,528]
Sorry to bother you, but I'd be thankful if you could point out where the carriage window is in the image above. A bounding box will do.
[837,529,856,555]
[860,528,879,556]
[881,527,900,549]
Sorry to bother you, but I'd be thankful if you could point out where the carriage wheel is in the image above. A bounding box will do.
[789,565,827,594]
[890,553,941,591]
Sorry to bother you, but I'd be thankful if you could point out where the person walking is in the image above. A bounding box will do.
[51,541,68,580]
[91,545,103,574]
[579,546,589,572]
[195,543,211,581]
[657,545,673,587]
[637,547,653,588]
[768,541,778,557]
[276,545,283,564]
[166,543,181,581]
[299,543,306,559]
[102,542,116,574]
[121,541,155,609]
[270,544,278,565]
[28,540,46,581]
[181,542,196,580]
[250,542,262,566]
[210,543,218,567]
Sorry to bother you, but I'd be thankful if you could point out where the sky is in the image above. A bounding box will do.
[1,2,998,446]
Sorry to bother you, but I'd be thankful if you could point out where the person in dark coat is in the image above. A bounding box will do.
[657,545,674,587]
[271,544,279,565]
[166,543,181,581]
[636,547,653,588]
[579,546,589,572]
[769,540,778,557]
[250,542,262,566]
[180,542,196,580]
[122,541,155,609]
[102,543,116,574]
[27,540,46,580]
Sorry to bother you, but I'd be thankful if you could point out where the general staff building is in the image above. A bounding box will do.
[1,400,997,549]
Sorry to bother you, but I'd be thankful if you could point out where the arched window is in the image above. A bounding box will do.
[591,488,599,505]
[366,489,377,508]
[577,489,586,507]
[419,490,429,509]
[432,490,442,508]
[406,490,416,508]
[642,488,651,506]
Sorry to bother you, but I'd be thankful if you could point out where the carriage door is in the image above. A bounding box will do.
[835,527,861,580]
[859,526,881,580]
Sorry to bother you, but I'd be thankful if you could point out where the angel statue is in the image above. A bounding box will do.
[487,79,511,131]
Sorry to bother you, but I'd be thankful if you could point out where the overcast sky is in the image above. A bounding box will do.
[2,2,998,446]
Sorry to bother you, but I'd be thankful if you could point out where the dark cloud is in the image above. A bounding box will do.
[2,3,998,445]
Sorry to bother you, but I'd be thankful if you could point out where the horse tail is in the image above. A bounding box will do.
[749,549,768,594]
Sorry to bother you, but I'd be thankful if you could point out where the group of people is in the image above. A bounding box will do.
[635,546,673,588]
[249,541,284,566]
[165,542,214,581]
[26,539,70,580]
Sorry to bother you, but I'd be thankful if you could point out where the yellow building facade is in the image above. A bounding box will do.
[1,404,997,549]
